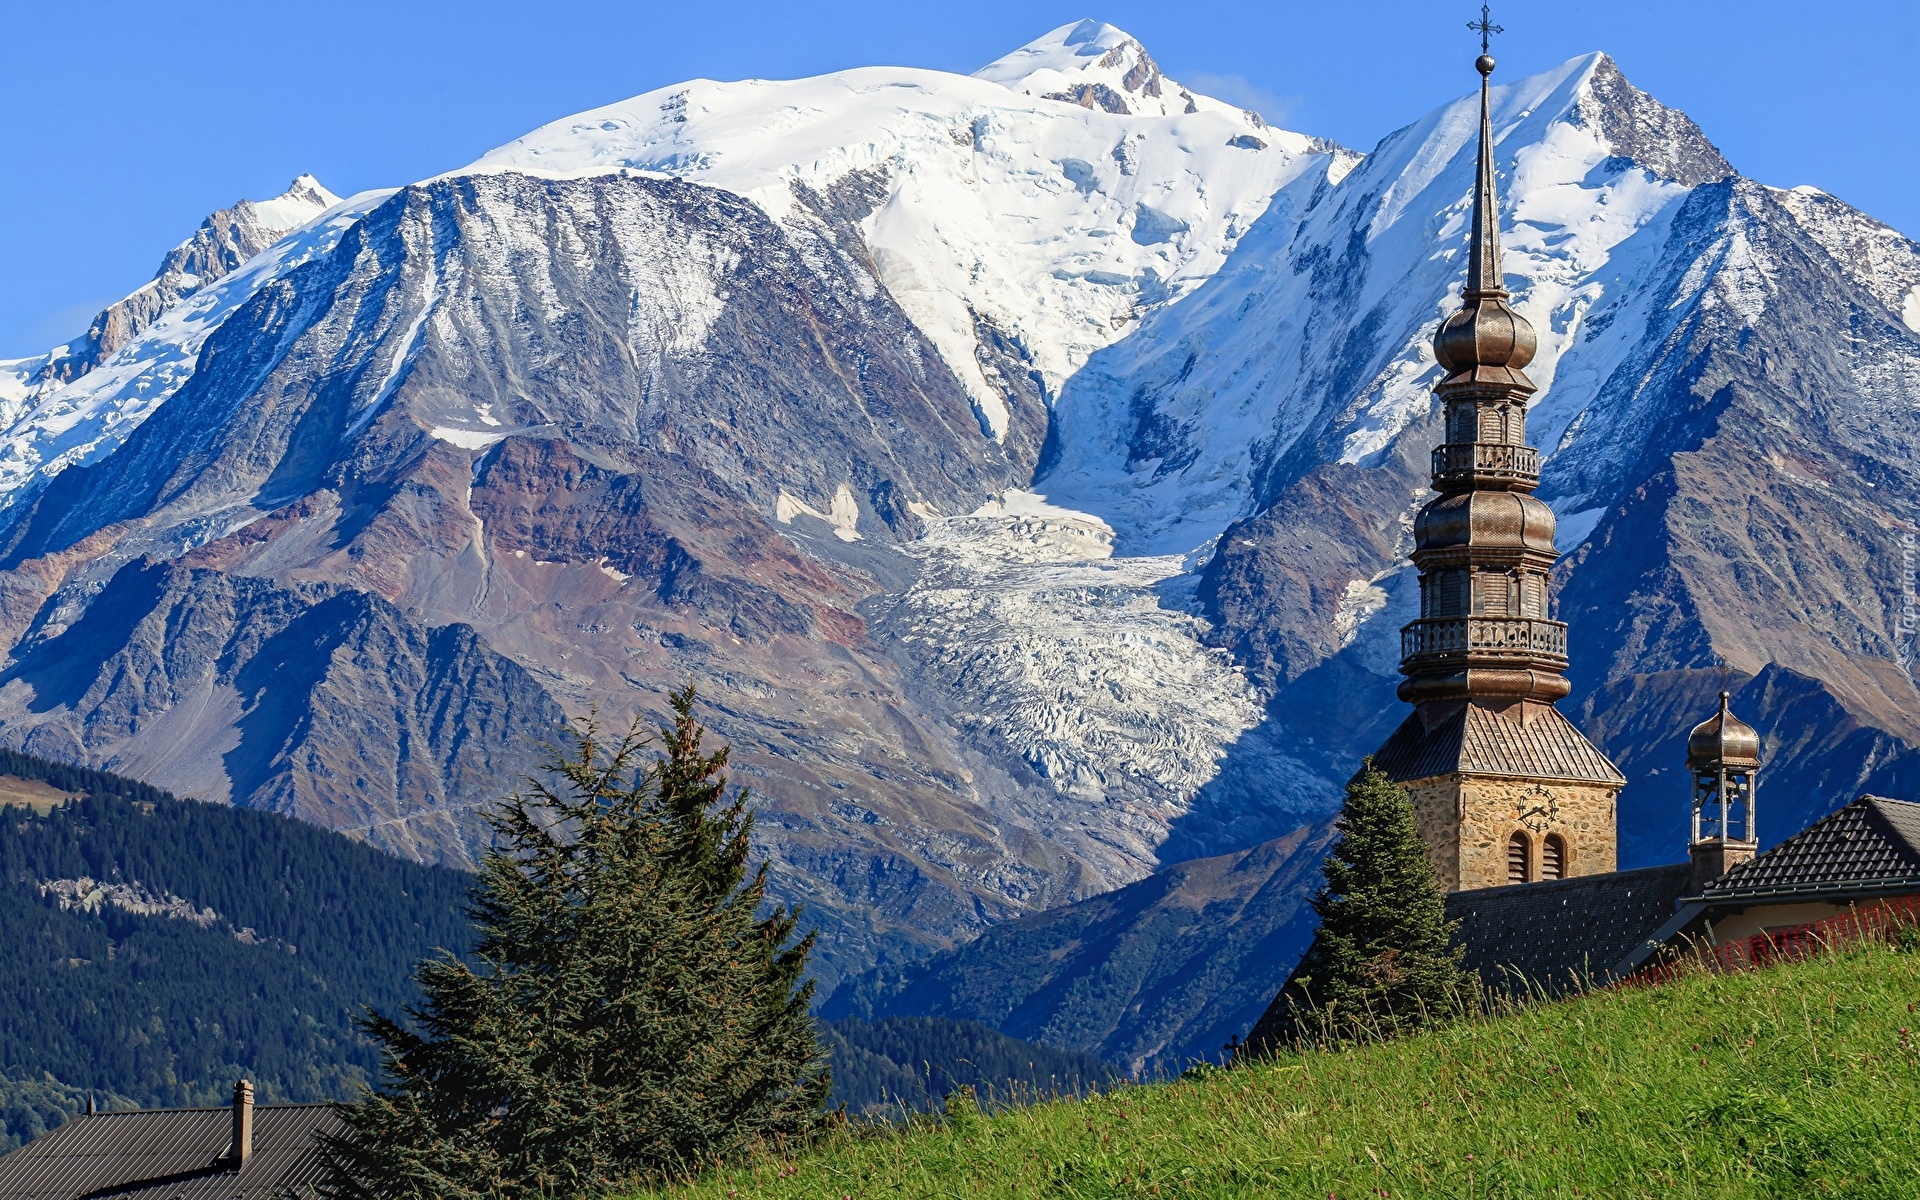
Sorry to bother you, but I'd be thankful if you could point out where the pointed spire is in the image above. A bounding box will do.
[1431,21,1536,395]
[1465,53,1505,299]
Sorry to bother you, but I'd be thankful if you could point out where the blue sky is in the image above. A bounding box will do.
[2,0,1915,357]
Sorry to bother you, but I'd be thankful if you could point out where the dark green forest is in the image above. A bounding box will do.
[0,750,1124,1152]
[0,749,474,1149]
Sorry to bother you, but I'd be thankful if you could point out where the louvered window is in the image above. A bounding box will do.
[1507,833,1531,884]
[1450,407,1476,444]
[1520,573,1545,618]
[1542,835,1566,880]
[1475,572,1510,616]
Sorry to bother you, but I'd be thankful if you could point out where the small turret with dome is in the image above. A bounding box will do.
[1686,689,1761,889]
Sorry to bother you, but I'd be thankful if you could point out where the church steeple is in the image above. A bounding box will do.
[1399,34,1562,710]
[1370,17,1624,893]
[1431,46,1537,397]
[1686,691,1761,888]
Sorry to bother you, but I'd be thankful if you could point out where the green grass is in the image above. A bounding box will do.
[649,944,1920,1198]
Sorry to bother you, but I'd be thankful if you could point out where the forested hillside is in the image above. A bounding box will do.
[0,749,474,1148]
[0,749,1118,1150]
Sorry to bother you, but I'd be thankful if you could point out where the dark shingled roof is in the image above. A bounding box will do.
[1703,795,1920,900]
[1446,864,1693,994]
[1374,703,1625,785]
[0,1104,340,1200]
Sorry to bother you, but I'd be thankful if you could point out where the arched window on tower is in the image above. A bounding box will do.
[1507,832,1531,884]
[1542,834,1567,880]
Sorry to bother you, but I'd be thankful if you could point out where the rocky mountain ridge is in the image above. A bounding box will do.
[0,23,1913,1002]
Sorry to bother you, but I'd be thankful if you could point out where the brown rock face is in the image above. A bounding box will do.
[0,560,565,863]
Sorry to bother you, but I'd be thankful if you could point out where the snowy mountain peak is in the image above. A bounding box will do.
[249,174,344,231]
[974,19,1257,124]
[18,174,345,393]
[1036,51,1751,554]
[1572,54,1730,187]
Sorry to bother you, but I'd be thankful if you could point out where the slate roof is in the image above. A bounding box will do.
[0,1104,340,1200]
[1446,863,1693,994]
[1702,795,1920,900]
[1374,703,1625,785]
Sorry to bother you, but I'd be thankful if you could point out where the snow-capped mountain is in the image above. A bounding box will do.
[454,19,1328,447]
[0,176,378,495]
[0,22,1914,1001]
[1042,53,1717,551]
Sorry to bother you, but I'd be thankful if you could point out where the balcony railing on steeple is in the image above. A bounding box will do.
[1430,441,1539,488]
[1401,615,1567,665]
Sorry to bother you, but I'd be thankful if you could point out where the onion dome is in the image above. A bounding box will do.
[1687,691,1761,769]
[1431,53,1537,393]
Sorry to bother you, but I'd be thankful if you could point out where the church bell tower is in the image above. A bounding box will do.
[1371,36,1624,891]
[1685,691,1760,889]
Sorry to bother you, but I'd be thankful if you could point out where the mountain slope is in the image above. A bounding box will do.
[1040,50,1920,859]
[0,29,1913,1000]
[822,1016,1119,1117]
[30,175,344,390]
[0,24,1348,992]
[823,822,1335,1076]
[0,179,383,501]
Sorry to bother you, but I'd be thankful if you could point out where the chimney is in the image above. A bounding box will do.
[85,1094,96,1117]
[230,1080,253,1166]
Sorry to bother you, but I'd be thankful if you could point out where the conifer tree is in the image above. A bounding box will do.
[321,686,828,1200]
[1243,761,1477,1051]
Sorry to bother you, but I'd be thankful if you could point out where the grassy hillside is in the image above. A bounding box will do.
[650,942,1920,1198]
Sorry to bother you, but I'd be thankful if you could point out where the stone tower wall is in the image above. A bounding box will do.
[1404,773,1619,892]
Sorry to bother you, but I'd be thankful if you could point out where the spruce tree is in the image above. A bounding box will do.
[1244,760,1476,1051]
[321,686,828,1199]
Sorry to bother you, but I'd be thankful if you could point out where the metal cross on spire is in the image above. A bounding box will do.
[1469,4,1503,55]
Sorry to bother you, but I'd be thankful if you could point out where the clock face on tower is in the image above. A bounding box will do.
[1517,785,1559,833]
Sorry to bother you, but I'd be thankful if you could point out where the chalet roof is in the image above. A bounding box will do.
[1702,795,1920,901]
[1373,703,1625,786]
[1446,863,1693,994]
[0,1104,340,1200]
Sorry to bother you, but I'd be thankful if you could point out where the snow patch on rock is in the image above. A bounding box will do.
[430,426,511,450]
[776,483,863,541]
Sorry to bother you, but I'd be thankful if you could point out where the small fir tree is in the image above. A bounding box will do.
[321,686,828,1200]
[1244,760,1476,1051]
